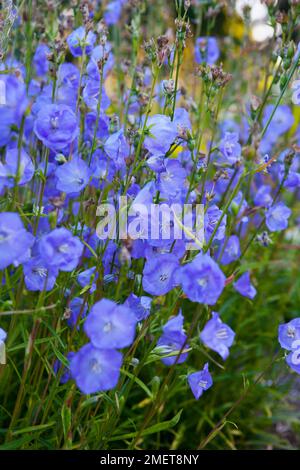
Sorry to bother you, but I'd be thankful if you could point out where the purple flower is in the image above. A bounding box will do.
[195,37,219,65]
[233,272,256,299]
[38,228,83,272]
[157,312,189,366]
[262,105,294,136]
[286,350,300,374]
[144,115,178,156]
[77,267,97,293]
[104,129,129,169]
[58,63,80,89]
[23,256,58,291]
[265,202,291,232]
[278,318,300,351]
[124,293,152,321]
[188,363,213,399]
[159,160,187,199]
[0,213,35,270]
[253,184,273,208]
[67,26,96,57]
[104,0,127,25]
[1,148,34,187]
[70,343,122,394]
[55,157,90,194]
[219,132,241,164]
[179,254,226,305]
[219,235,240,265]
[33,44,50,76]
[142,254,179,296]
[0,328,6,343]
[83,78,110,111]
[200,312,235,360]
[278,318,300,375]
[34,104,78,151]
[84,299,137,349]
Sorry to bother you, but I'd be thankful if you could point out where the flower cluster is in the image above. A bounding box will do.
[0,0,299,419]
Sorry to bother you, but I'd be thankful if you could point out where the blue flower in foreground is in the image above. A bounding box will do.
[67,26,96,57]
[84,299,137,349]
[23,256,58,291]
[233,272,256,299]
[278,318,300,375]
[195,37,219,65]
[34,104,78,151]
[0,213,35,270]
[265,202,291,232]
[124,293,152,321]
[142,254,179,296]
[144,114,178,156]
[200,312,235,360]
[70,343,122,394]
[157,312,189,366]
[179,254,226,305]
[188,363,213,399]
[55,157,90,194]
[38,228,83,272]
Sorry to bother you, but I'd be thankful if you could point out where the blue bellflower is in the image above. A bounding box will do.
[84,298,137,349]
[70,343,122,394]
[278,318,300,375]
[233,271,257,299]
[23,256,58,291]
[67,27,96,57]
[157,312,189,366]
[0,213,35,270]
[34,104,78,151]
[200,312,235,360]
[142,254,179,296]
[188,363,213,399]
[195,37,219,64]
[179,253,226,305]
[55,157,91,194]
[144,114,178,156]
[38,228,83,272]
[265,202,291,232]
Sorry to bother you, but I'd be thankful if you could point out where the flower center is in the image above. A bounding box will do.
[216,328,228,340]
[59,243,69,253]
[198,380,207,388]
[89,358,102,373]
[50,116,59,129]
[33,267,48,278]
[103,321,113,333]
[159,273,168,282]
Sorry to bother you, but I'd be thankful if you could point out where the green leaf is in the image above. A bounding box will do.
[109,410,183,442]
